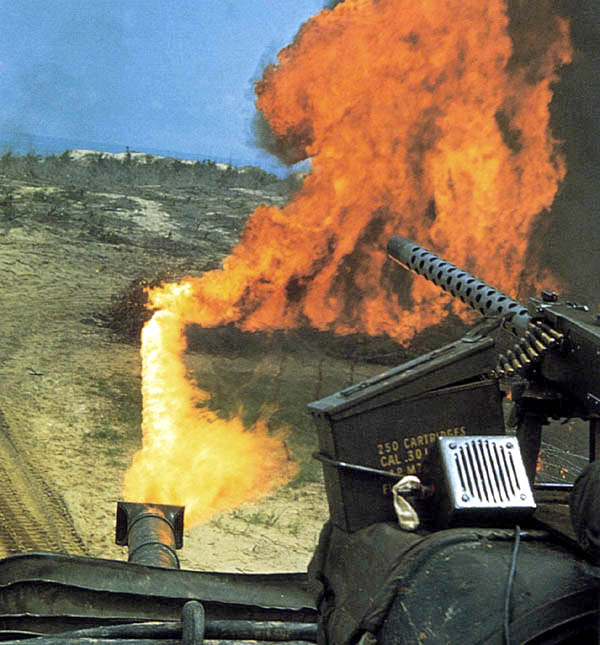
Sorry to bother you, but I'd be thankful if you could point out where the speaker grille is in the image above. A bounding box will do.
[453,437,523,504]
[434,436,535,525]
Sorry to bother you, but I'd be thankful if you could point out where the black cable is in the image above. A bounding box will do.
[597,588,600,645]
[503,524,521,645]
[0,619,318,643]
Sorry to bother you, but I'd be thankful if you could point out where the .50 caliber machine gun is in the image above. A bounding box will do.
[386,235,600,484]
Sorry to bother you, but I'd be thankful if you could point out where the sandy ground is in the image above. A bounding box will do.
[0,171,389,572]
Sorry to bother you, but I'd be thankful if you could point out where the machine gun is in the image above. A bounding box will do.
[309,236,600,534]
[386,235,600,482]
[303,236,600,644]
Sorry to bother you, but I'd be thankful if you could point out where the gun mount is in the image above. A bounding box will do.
[304,235,600,643]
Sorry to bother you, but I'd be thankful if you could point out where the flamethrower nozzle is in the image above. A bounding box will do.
[116,501,184,569]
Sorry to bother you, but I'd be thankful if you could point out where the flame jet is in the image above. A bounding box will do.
[124,0,572,524]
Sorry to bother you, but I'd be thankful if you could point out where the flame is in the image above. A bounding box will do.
[123,281,297,526]
[124,0,572,523]
[146,0,570,338]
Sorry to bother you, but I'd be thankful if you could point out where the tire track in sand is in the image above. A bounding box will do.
[0,409,87,557]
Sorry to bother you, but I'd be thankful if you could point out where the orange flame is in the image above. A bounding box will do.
[145,0,570,338]
[124,0,572,523]
[123,282,297,526]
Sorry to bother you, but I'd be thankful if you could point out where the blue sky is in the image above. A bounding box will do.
[0,1,327,172]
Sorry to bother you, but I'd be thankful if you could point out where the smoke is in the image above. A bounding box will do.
[506,0,569,81]
[251,110,313,166]
[251,0,600,306]
[251,0,345,165]
[544,0,600,302]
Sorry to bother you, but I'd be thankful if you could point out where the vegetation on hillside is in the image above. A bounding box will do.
[0,148,303,194]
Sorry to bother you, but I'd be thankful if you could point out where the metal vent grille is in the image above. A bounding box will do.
[454,438,523,504]
[437,436,535,520]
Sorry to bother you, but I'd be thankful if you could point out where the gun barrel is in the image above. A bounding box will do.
[387,236,530,334]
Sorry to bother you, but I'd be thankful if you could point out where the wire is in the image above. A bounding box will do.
[0,618,318,643]
[597,589,600,645]
[503,525,521,645]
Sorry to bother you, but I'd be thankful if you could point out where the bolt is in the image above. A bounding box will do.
[506,442,513,449]
[520,493,527,501]
[449,442,457,449]
[541,290,558,303]
[462,494,469,502]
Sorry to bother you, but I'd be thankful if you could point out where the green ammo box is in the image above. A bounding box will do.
[308,333,505,532]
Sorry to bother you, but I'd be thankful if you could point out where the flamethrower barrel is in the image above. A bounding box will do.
[387,236,531,334]
[116,502,184,569]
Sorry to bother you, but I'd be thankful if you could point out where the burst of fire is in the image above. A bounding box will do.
[124,0,572,525]
[123,282,297,526]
